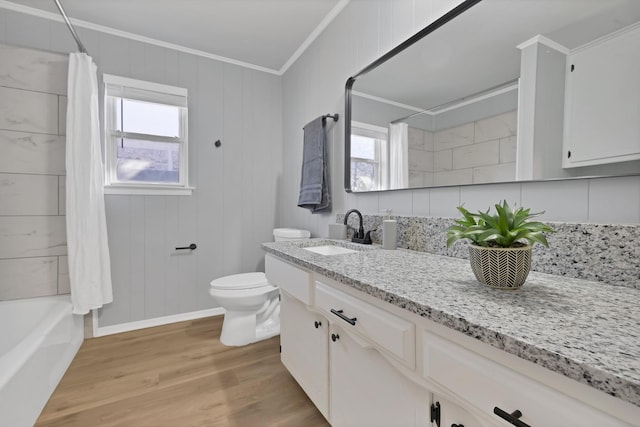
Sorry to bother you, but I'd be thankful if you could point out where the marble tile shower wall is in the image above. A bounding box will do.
[434,110,518,186]
[338,213,640,290]
[0,44,69,300]
[407,126,434,188]
[406,111,518,188]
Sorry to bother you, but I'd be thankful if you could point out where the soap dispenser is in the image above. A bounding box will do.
[382,210,397,250]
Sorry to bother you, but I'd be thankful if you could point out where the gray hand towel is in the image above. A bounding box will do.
[298,117,331,213]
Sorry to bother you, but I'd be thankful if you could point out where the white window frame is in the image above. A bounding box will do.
[103,74,193,195]
[350,121,389,191]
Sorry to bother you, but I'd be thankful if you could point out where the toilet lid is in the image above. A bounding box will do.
[210,272,269,290]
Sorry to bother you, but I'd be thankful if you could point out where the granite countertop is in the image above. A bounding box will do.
[262,238,640,408]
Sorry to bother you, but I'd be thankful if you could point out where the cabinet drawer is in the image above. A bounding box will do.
[265,254,312,305]
[422,331,633,427]
[316,281,415,368]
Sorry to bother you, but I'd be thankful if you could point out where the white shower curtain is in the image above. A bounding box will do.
[66,53,113,315]
[389,122,409,189]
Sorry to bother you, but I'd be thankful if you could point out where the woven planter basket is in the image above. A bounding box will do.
[468,244,532,289]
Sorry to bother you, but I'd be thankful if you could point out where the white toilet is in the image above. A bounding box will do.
[209,228,310,346]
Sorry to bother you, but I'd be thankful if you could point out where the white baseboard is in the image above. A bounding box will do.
[92,307,225,337]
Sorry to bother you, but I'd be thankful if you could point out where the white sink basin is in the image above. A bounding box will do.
[303,245,358,256]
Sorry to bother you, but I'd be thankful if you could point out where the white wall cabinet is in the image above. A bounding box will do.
[562,24,640,168]
[266,254,637,427]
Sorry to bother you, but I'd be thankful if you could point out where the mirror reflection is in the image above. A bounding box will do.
[346,0,640,192]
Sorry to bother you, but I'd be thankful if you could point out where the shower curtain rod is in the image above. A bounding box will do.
[53,0,87,54]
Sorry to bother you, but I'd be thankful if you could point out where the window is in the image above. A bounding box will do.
[350,122,388,191]
[103,74,191,195]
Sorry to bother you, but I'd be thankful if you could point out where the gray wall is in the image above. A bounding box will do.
[280,0,640,237]
[0,8,283,327]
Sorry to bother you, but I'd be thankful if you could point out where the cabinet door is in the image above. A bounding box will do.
[280,292,329,419]
[563,25,640,167]
[329,324,429,427]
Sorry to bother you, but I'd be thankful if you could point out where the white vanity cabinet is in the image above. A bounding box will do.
[562,24,640,168]
[268,255,428,426]
[266,254,639,427]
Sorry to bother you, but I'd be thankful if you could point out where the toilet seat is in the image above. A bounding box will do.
[210,272,269,290]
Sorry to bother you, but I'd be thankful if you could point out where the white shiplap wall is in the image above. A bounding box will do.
[0,8,282,327]
[280,0,640,237]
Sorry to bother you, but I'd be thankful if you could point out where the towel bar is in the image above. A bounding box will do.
[322,113,339,123]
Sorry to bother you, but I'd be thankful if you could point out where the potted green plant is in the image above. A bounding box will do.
[446,200,555,289]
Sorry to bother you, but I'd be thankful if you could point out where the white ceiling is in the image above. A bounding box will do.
[1,0,344,73]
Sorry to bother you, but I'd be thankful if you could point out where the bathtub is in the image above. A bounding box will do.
[0,295,83,427]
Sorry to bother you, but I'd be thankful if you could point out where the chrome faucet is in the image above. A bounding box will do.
[344,209,372,244]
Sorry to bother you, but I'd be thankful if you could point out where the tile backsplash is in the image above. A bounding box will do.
[0,43,69,300]
[338,213,640,290]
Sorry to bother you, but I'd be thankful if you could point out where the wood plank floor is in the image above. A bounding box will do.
[36,316,330,427]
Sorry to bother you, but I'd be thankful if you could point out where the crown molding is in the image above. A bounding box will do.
[351,91,425,113]
[279,0,350,75]
[517,34,570,55]
[0,0,349,76]
[571,20,640,54]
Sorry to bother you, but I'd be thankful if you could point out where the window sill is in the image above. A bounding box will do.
[104,185,194,196]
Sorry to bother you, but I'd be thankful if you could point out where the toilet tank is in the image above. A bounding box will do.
[273,228,311,242]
